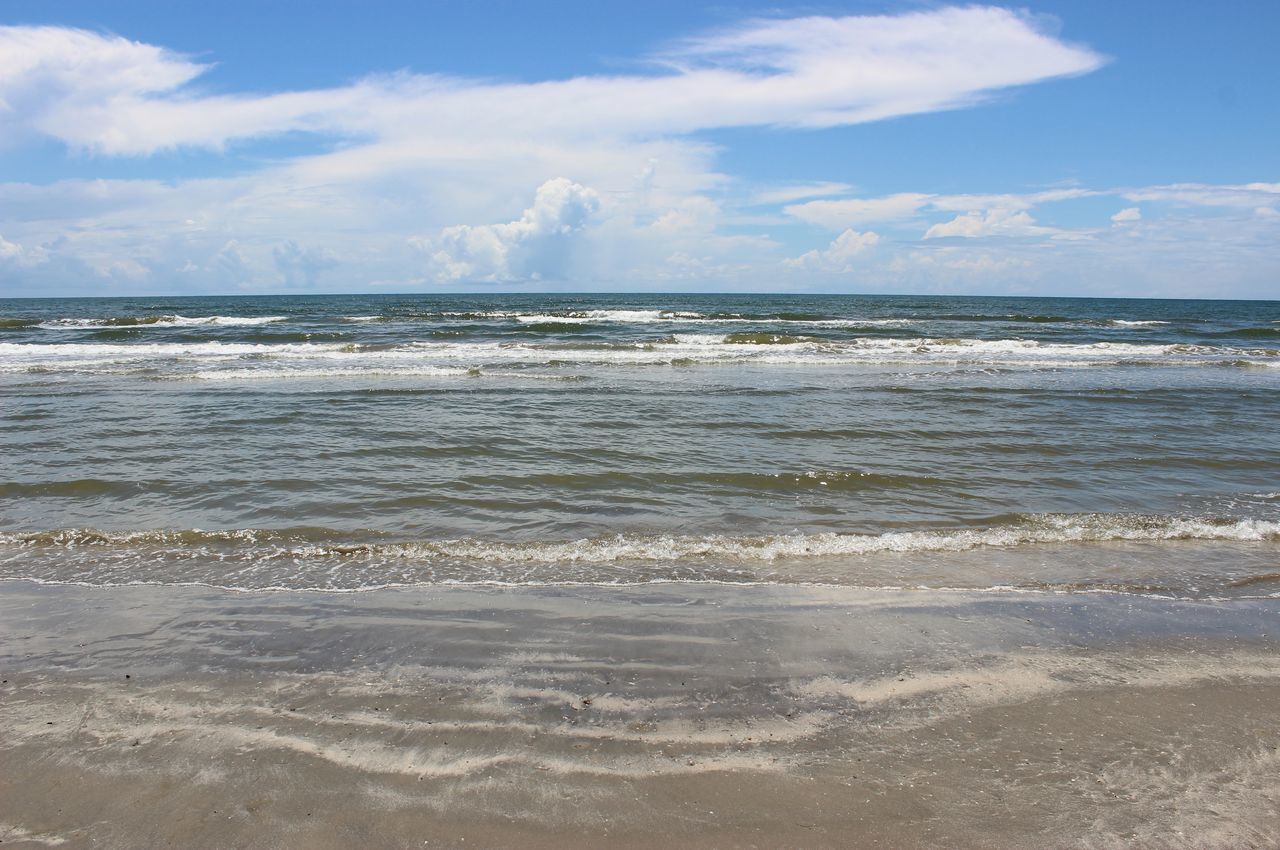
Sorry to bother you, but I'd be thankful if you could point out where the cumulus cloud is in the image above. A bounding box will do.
[274,241,338,288]
[649,196,722,234]
[420,178,600,283]
[0,234,23,260]
[210,241,251,278]
[786,229,880,272]
[924,208,1057,239]
[0,232,48,267]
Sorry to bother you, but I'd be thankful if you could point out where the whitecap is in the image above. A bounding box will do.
[38,315,286,329]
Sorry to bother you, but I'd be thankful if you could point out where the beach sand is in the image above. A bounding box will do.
[2,581,1278,848]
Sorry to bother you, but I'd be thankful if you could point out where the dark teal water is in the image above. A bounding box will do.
[2,294,1278,594]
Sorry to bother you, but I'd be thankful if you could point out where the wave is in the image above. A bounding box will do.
[2,336,1276,376]
[517,309,706,324]
[457,469,948,493]
[342,310,915,328]
[4,513,1276,562]
[317,514,1280,563]
[509,311,1072,326]
[1228,572,1280,589]
[721,332,815,345]
[1203,327,1280,340]
[186,366,480,381]
[0,479,141,498]
[36,315,286,329]
[1,513,1276,595]
[338,311,1190,332]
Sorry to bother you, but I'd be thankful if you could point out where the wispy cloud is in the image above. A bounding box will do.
[0,9,1104,155]
[1120,182,1280,208]
[785,188,1097,232]
[748,182,855,206]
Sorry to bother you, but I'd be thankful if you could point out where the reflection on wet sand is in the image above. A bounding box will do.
[2,581,1278,848]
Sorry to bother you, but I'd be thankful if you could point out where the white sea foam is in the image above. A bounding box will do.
[3,515,1279,596]
[515,310,700,324]
[184,366,477,381]
[346,515,1280,564]
[348,309,915,327]
[510,311,913,327]
[37,315,286,329]
[2,336,1276,376]
[5,515,1276,564]
[262,310,1175,330]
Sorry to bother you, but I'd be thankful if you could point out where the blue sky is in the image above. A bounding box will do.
[1,1,1277,298]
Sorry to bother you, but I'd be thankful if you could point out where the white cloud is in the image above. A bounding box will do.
[890,248,1033,276]
[2,13,1275,299]
[924,208,1056,239]
[1121,182,1280,209]
[420,178,601,283]
[649,196,721,234]
[786,229,880,272]
[0,9,1103,156]
[661,8,1103,127]
[785,188,1095,231]
[1111,207,1142,223]
[0,10,1108,294]
[0,26,203,150]
[0,232,48,267]
[749,182,854,206]
[0,234,23,260]
[274,241,338,288]
[785,193,935,229]
[207,240,257,288]
[925,188,1093,212]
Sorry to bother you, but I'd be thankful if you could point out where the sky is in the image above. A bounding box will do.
[0,1,1277,299]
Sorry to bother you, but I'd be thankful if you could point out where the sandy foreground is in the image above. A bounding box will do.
[1,580,1278,849]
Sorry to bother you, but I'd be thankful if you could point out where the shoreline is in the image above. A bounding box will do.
[3,581,1279,847]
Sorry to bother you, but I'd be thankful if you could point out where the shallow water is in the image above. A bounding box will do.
[1,293,1277,595]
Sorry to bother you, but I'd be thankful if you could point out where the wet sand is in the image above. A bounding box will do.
[2,581,1279,848]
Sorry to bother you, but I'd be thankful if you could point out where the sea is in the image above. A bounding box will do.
[1,293,1278,598]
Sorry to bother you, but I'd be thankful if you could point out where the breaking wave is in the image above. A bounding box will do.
[2,335,1277,377]
[1,513,1277,594]
[35,315,286,329]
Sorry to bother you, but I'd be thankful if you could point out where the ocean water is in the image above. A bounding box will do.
[1,293,1278,597]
